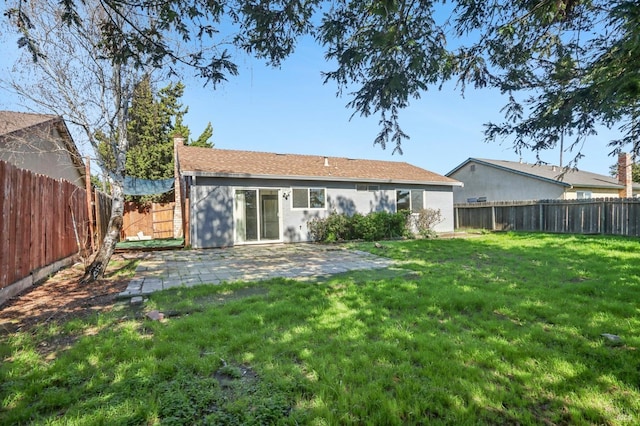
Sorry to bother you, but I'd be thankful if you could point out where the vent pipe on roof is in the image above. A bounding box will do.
[324,156,329,167]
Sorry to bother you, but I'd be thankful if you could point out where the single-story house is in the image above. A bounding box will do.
[0,111,85,187]
[175,141,462,248]
[446,155,639,203]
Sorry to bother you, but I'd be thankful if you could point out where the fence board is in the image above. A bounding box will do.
[122,202,175,240]
[94,189,112,247]
[0,159,112,293]
[152,205,174,239]
[0,161,10,287]
[455,198,640,237]
[7,166,18,285]
[20,171,32,279]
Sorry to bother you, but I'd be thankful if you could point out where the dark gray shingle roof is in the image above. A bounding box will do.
[447,158,639,190]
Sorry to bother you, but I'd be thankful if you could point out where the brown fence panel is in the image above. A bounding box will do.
[121,202,153,239]
[152,204,174,239]
[94,189,112,247]
[0,159,95,292]
[0,161,9,287]
[455,198,640,238]
[121,202,175,240]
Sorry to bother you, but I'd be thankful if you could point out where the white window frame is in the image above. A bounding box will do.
[396,189,425,212]
[291,187,327,210]
[356,184,380,192]
[576,191,592,200]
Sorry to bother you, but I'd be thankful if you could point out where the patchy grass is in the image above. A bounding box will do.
[116,238,184,251]
[2,233,639,424]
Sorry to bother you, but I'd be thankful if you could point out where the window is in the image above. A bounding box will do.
[291,188,326,209]
[577,191,592,200]
[396,189,424,211]
[356,184,380,192]
[292,188,308,208]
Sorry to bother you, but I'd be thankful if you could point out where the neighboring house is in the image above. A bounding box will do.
[0,111,85,187]
[175,141,462,248]
[446,156,639,203]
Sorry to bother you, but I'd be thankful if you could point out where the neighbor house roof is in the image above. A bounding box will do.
[446,158,639,190]
[178,146,461,186]
[0,111,58,137]
[0,110,86,180]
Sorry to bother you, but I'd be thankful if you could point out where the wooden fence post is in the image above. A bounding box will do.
[491,206,496,231]
[85,157,95,252]
[94,188,103,249]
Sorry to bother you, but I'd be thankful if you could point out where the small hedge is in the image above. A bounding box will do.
[308,210,413,242]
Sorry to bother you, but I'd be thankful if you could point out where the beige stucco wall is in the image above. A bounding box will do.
[563,187,621,199]
[0,126,84,187]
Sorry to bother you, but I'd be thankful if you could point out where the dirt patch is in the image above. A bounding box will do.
[0,254,133,335]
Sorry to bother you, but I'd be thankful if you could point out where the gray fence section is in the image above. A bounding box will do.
[454,198,640,237]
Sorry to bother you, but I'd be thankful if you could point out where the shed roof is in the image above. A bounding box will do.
[178,146,461,186]
[447,158,638,190]
[0,111,59,137]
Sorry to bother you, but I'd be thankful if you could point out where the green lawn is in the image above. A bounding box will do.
[2,233,639,424]
[116,238,185,250]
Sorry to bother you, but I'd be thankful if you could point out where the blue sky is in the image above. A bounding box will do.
[0,17,623,177]
[175,34,622,177]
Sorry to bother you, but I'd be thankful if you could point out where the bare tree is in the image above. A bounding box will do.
[2,1,148,283]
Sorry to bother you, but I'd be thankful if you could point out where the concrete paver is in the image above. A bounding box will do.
[119,243,394,298]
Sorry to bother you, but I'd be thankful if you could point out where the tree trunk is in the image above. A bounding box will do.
[80,179,125,284]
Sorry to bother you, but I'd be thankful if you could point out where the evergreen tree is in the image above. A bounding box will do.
[188,122,214,148]
[125,76,185,203]
[98,76,214,203]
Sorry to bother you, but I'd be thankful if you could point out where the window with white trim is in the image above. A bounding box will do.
[576,191,592,200]
[356,184,380,192]
[292,188,326,209]
[396,189,424,211]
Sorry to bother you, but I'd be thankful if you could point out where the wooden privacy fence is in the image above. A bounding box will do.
[454,198,640,237]
[1,160,86,292]
[0,159,112,298]
[94,188,112,246]
[121,202,175,240]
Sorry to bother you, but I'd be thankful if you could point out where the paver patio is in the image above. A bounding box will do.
[119,243,394,298]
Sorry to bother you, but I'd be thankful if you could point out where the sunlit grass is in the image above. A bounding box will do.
[1,232,639,424]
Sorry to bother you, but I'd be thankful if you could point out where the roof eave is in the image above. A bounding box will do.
[182,171,462,187]
[53,118,86,180]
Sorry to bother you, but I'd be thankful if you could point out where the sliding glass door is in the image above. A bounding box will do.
[235,189,280,244]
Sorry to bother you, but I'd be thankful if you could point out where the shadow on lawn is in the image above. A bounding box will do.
[3,235,639,424]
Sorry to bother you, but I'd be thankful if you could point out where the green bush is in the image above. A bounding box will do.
[308,210,412,242]
[412,208,443,238]
[308,211,350,242]
[325,210,350,242]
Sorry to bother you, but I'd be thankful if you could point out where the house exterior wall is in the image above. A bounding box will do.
[188,176,455,248]
[564,187,621,199]
[450,161,566,203]
[0,126,83,187]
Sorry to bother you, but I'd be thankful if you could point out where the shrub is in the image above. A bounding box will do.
[412,208,443,238]
[308,210,413,242]
[307,216,328,242]
[308,211,350,242]
[384,210,413,238]
[324,210,350,241]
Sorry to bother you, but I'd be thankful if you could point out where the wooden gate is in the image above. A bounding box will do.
[122,202,175,240]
